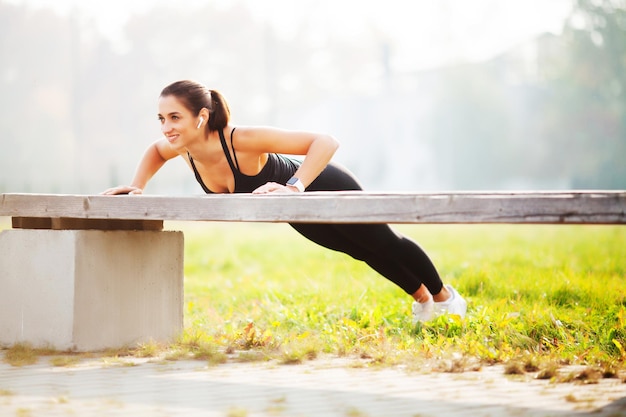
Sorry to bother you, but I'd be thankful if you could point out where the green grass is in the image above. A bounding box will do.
[175,221,626,371]
[1,217,625,374]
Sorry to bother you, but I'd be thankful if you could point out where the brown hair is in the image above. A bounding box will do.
[160,80,230,131]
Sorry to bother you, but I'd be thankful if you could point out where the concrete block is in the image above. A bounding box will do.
[0,229,184,351]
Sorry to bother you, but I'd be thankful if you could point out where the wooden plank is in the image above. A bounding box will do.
[11,217,163,231]
[12,217,52,229]
[1,191,625,225]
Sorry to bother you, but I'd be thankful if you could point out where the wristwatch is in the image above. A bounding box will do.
[286,176,305,192]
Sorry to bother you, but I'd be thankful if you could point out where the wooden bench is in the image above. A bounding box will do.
[1,191,624,351]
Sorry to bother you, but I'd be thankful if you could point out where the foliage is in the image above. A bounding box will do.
[0,1,625,192]
[544,0,626,188]
[428,0,626,190]
[2,343,57,367]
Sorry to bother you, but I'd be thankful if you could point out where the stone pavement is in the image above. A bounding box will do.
[0,356,625,417]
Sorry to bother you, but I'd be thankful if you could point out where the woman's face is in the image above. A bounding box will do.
[157,95,202,150]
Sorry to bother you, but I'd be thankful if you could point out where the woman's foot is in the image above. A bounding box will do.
[412,298,434,323]
[433,285,467,318]
[412,285,467,323]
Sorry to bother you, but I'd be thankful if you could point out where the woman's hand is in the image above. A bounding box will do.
[101,185,143,195]
[252,182,299,194]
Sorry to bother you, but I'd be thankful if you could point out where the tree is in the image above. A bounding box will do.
[545,0,626,188]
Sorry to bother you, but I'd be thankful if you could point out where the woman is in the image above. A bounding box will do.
[103,80,467,323]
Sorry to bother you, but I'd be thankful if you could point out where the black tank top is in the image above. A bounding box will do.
[188,128,301,194]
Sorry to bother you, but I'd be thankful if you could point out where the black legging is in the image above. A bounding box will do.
[290,162,443,296]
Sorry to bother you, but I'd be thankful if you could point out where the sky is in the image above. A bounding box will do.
[6,0,573,70]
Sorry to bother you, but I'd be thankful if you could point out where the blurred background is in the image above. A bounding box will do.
[1,0,624,194]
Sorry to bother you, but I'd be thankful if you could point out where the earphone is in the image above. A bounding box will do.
[197,117,204,129]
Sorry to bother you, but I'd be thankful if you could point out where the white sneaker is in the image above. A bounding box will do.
[412,298,434,323]
[433,285,467,319]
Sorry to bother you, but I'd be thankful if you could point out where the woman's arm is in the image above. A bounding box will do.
[235,127,339,193]
[102,139,178,195]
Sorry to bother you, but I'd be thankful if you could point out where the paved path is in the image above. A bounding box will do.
[0,356,625,417]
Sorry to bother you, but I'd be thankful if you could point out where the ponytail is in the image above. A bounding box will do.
[207,89,230,131]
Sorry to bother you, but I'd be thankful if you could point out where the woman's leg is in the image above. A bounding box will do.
[300,160,465,319]
[303,162,444,293]
[290,222,443,296]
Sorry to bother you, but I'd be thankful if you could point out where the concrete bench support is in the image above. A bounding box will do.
[0,228,184,351]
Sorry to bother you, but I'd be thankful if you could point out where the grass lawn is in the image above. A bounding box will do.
[176,221,626,373]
